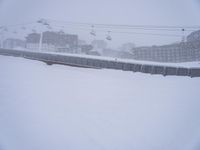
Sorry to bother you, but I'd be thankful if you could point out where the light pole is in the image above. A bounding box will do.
[181,28,185,43]
[37,19,49,51]
[38,31,43,51]
[0,26,7,48]
[0,31,3,48]
[0,36,3,48]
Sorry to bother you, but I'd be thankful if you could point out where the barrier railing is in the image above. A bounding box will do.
[0,48,200,77]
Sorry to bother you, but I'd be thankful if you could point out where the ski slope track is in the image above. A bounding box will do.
[0,55,200,150]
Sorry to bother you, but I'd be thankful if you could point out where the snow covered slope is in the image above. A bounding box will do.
[0,55,200,150]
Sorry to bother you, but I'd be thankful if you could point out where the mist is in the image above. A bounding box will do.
[0,0,200,48]
[1,1,200,150]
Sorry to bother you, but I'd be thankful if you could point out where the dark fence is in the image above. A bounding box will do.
[0,48,200,77]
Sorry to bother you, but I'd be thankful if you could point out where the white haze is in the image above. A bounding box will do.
[0,0,200,48]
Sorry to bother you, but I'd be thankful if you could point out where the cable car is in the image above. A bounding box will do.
[0,26,7,31]
[3,27,8,32]
[90,25,96,36]
[37,19,43,24]
[106,31,112,41]
[90,30,96,36]
[43,22,49,26]
[32,29,37,33]
[47,25,52,30]
[21,26,26,30]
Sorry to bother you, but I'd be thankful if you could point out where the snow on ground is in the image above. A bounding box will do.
[0,55,200,150]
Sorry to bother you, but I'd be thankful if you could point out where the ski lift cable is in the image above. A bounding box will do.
[1,19,199,32]
[49,25,195,32]
[0,19,187,38]
[1,19,198,35]
[45,20,197,32]
[45,18,200,30]
[54,24,182,37]
[51,25,182,37]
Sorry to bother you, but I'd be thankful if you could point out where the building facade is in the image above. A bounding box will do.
[26,31,78,53]
[132,30,200,63]
[3,38,26,49]
[132,44,200,62]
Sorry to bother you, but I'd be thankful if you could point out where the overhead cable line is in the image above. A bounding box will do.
[45,19,200,30]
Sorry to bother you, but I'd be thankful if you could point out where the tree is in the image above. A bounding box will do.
[119,42,135,53]
[91,40,107,49]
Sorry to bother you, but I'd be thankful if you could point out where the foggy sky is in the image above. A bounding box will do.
[0,0,200,47]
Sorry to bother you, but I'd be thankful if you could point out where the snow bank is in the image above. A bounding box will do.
[0,55,200,150]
